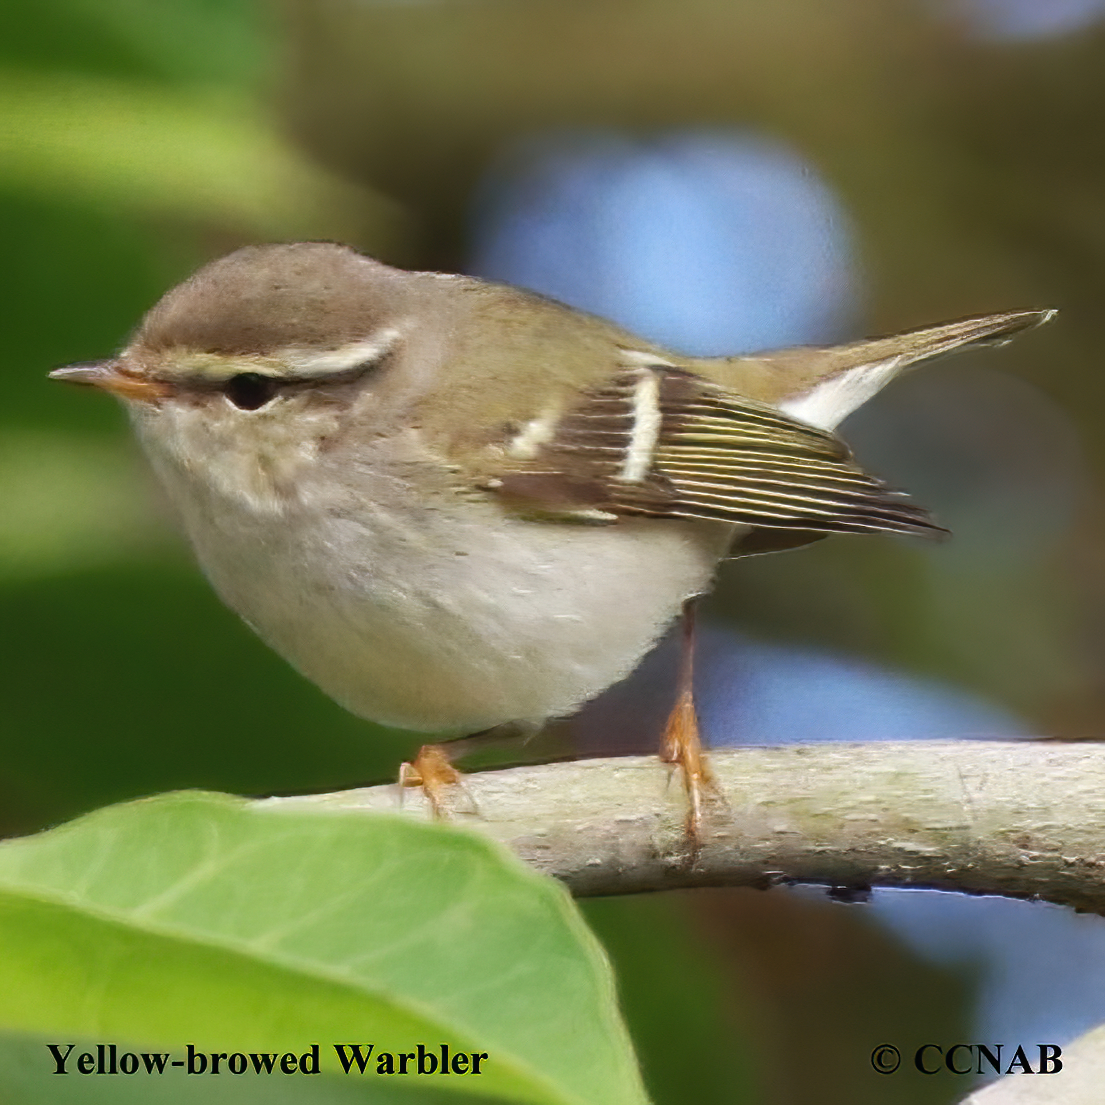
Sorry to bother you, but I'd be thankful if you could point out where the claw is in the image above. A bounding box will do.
[660,685,717,846]
[659,598,721,849]
[399,744,469,818]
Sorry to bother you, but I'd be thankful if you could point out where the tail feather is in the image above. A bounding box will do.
[699,308,1055,432]
[829,308,1054,367]
[776,308,1055,431]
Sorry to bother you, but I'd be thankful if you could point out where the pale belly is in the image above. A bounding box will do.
[178,489,735,734]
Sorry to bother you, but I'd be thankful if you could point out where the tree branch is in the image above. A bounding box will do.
[257,741,1105,909]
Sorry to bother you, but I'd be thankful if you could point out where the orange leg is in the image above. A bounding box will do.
[659,599,716,841]
[398,723,544,817]
[399,744,465,819]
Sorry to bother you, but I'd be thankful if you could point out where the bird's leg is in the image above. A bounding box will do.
[399,744,466,819]
[399,721,547,818]
[659,598,716,841]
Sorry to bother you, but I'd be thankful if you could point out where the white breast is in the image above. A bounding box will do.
[144,433,735,733]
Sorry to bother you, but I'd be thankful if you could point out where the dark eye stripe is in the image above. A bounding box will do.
[212,349,389,409]
[224,373,278,410]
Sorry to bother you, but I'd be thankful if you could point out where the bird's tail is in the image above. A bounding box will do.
[708,308,1055,432]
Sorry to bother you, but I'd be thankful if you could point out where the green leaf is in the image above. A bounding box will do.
[0,793,647,1105]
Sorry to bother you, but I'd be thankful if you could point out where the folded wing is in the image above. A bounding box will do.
[496,365,944,537]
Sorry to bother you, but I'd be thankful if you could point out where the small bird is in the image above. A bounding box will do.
[50,242,1052,830]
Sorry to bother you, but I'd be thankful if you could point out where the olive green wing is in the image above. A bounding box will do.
[494,366,943,537]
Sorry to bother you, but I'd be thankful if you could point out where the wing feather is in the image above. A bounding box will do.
[495,366,944,538]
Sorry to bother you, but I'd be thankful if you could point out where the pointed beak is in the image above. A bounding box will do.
[48,361,169,402]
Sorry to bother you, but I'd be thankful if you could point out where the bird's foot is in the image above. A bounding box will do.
[399,744,474,818]
[659,686,721,849]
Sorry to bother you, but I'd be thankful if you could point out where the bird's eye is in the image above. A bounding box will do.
[224,373,278,410]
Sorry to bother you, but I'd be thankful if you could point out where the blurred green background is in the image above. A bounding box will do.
[5,1,1105,1102]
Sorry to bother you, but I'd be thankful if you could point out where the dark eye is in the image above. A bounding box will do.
[224,373,278,410]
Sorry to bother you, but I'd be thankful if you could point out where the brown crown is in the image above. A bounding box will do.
[133,242,405,358]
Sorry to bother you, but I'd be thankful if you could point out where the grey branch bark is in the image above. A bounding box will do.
[257,741,1105,910]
